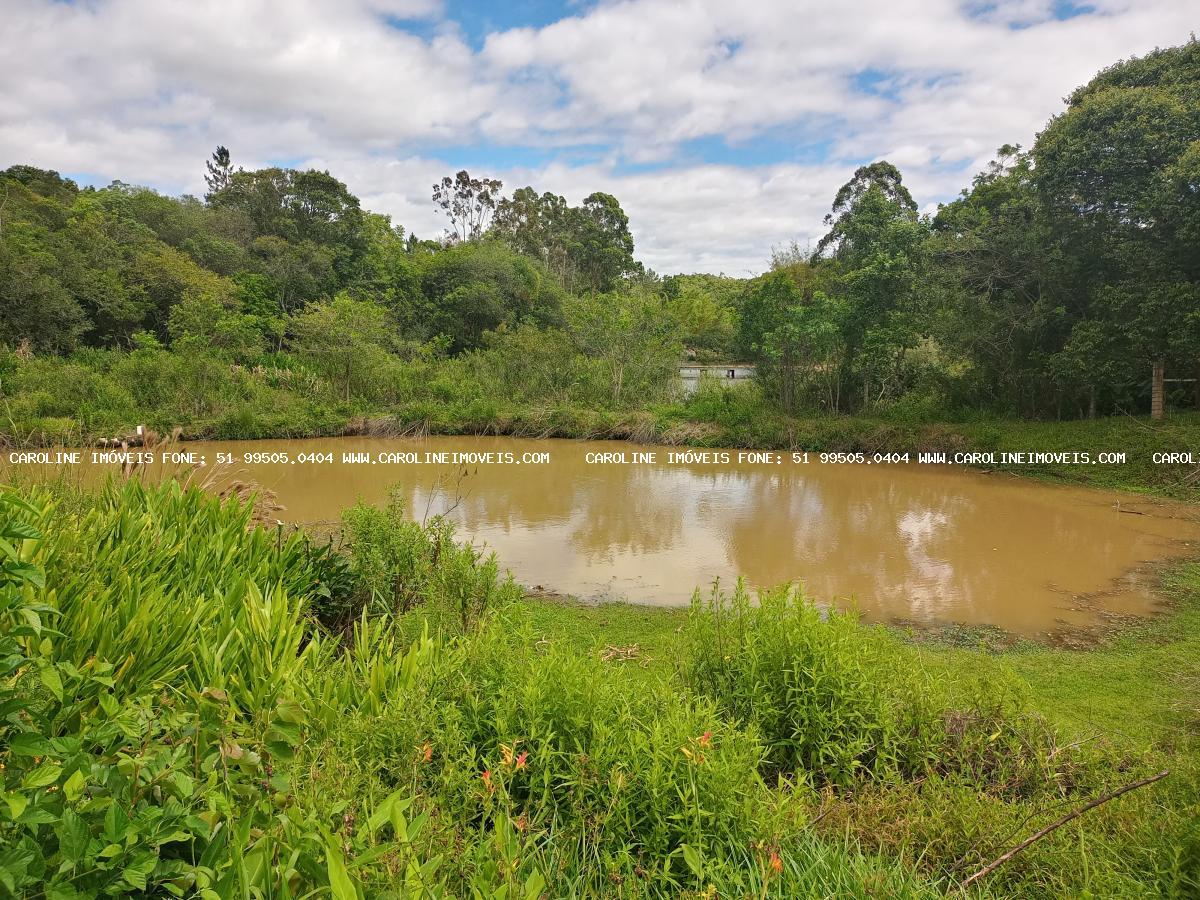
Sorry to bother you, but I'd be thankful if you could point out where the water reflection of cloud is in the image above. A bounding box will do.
[894,508,959,615]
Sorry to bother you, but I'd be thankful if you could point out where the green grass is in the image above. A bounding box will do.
[516,569,1200,752]
[512,578,1200,898]
[3,479,1199,896]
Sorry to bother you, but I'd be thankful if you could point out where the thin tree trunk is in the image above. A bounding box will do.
[1088,385,1096,420]
[1151,360,1165,420]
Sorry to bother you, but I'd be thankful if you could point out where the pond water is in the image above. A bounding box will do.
[27,435,1200,636]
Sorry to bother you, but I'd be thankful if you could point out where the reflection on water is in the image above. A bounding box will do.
[31,435,1200,635]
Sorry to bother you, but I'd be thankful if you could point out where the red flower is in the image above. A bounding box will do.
[769,850,782,876]
[482,769,494,793]
[698,731,713,748]
[514,751,528,770]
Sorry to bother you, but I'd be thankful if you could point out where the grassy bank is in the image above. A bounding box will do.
[2,478,1198,897]
[4,348,1199,500]
[519,569,1200,896]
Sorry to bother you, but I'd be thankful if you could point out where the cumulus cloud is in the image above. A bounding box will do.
[0,0,1194,273]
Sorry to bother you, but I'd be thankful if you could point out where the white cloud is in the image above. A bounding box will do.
[0,0,1194,273]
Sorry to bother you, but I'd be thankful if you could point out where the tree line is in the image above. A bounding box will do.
[0,39,1196,420]
[742,39,1198,420]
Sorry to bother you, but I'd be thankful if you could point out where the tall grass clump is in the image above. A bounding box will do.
[0,485,320,897]
[0,482,562,897]
[339,487,521,633]
[682,580,941,786]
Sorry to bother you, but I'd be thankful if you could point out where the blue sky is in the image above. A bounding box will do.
[1,0,1194,273]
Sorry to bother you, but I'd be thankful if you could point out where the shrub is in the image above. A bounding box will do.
[681,580,933,786]
[683,378,766,428]
[341,487,521,633]
[0,484,485,898]
[330,620,768,887]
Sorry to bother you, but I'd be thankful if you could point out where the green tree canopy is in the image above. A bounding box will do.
[1034,38,1200,416]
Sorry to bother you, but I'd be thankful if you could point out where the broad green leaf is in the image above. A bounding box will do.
[57,807,90,864]
[63,770,87,803]
[39,664,63,702]
[104,802,130,843]
[22,762,62,789]
[2,520,41,540]
[365,788,410,836]
[523,869,546,900]
[170,771,194,799]
[325,842,358,900]
[3,793,29,820]
[681,843,704,880]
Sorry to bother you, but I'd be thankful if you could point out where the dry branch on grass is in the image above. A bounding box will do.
[960,769,1170,891]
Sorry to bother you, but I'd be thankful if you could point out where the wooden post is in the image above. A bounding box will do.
[1151,360,1165,420]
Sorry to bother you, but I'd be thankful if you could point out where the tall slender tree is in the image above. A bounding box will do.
[203,146,234,200]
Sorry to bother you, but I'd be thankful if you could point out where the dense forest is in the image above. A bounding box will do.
[1,39,1197,441]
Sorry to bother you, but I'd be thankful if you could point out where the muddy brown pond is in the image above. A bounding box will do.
[33,435,1200,636]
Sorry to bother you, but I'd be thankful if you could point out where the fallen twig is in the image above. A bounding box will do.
[960,769,1169,892]
[601,643,646,663]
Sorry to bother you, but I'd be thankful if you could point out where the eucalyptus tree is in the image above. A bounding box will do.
[815,161,928,411]
[492,186,639,293]
[930,146,1079,416]
[432,170,503,243]
[491,187,574,281]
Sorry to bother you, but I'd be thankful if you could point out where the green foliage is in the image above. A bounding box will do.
[289,293,396,401]
[167,293,266,360]
[0,480,942,897]
[925,39,1200,418]
[469,325,583,404]
[407,239,566,351]
[0,483,562,898]
[663,273,740,353]
[492,187,639,293]
[738,265,843,411]
[0,488,294,897]
[682,581,929,785]
[341,488,521,633]
[6,39,1199,422]
[814,163,929,412]
[5,474,1199,897]
[29,480,318,709]
[817,160,918,259]
[563,288,681,404]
